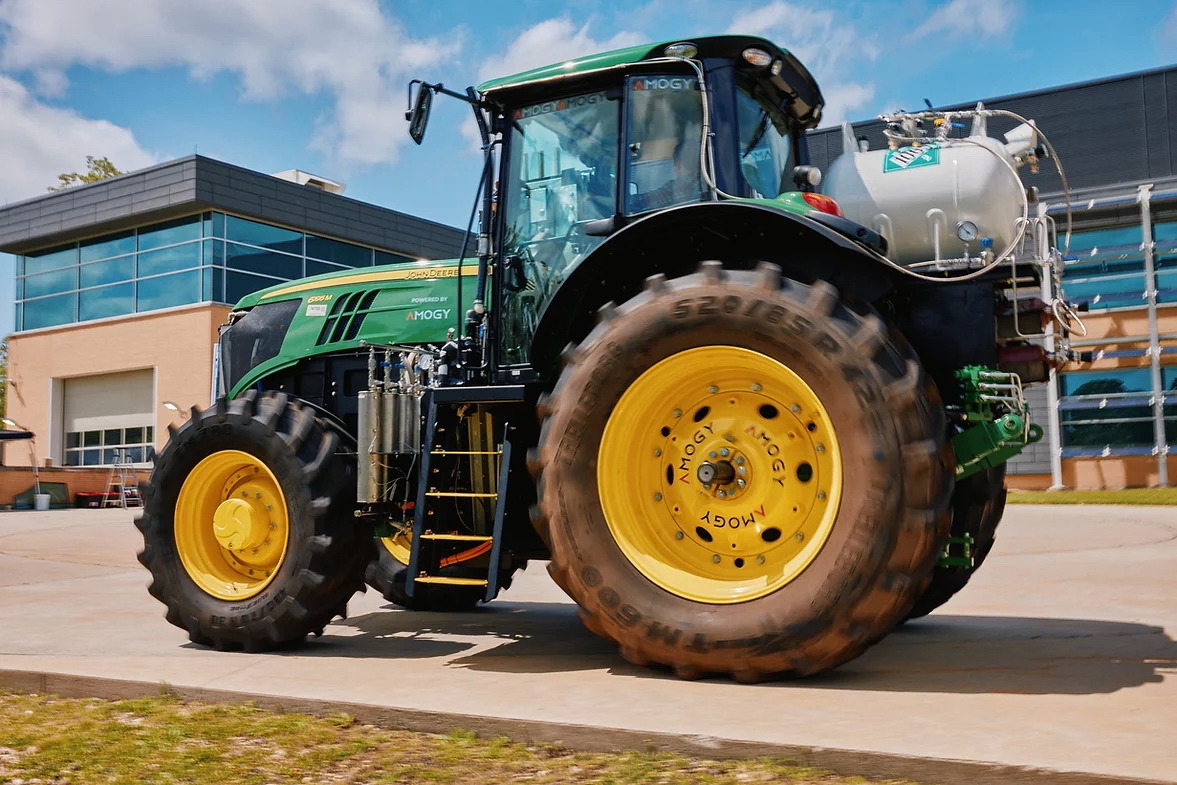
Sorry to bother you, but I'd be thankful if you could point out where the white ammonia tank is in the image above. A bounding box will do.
[822,104,1038,266]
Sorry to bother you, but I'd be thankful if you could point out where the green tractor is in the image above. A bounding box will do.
[138,35,1074,678]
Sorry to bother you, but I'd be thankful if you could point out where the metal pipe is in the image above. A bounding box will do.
[1138,184,1170,486]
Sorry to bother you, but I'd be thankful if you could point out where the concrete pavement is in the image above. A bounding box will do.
[0,505,1174,783]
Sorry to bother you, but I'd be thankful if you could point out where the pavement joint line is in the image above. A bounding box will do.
[0,668,1168,785]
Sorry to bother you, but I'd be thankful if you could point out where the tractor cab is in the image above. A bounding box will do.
[472,36,827,364]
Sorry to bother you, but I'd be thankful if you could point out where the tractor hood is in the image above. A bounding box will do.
[221,259,480,397]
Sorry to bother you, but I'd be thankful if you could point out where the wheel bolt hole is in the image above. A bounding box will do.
[693,406,710,423]
[796,462,813,483]
[695,526,714,543]
[758,404,779,420]
[761,527,782,543]
[660,426,671,437]
[734,558,744,568]
[807,421,817,432]
[665,465,674,485]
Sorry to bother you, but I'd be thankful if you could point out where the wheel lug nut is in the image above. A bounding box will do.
[735,456,744,465]
[256,492,263,499]
[752,383,762,392]
[725,434,734,442]
[241,491,248,497]
[708,385,718,394]
[817,491,827,501]
[816,444,825,453]
[791,404,801,413]
[709,450,717,459]
[673,409,682,418]
[795,532,805,541]
[654,448,662,457]
[675,531,684,540]
[265,504,273,511]
[737,479,745,488]
[654,492,663,501]
[738,466,746,475]
[720,448,730,457]
[712,555,721,563]
[269,522,277,529]
[717,490,726,498]
[756,555,765,564]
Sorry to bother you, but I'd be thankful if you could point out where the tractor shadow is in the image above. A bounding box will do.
[298,601,1177,695]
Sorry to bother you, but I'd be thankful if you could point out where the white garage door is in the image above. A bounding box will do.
[62,369,155,466]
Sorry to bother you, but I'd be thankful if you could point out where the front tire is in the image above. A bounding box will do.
[532,262,954,680]
[137,391,369,651]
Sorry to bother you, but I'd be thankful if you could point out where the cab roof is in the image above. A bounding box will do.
[476,34,824,126]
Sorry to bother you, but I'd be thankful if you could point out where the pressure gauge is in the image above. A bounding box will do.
[956,220,979,242]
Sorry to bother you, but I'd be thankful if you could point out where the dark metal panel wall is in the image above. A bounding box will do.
[807,68,1177,197]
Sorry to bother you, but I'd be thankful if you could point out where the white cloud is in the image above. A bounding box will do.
[727,2,878,126]
[0,0,453,167]
[457,18,644,150]
[1163,4,1177,47]
[0,74,157,204]
[911,0,1019,40]
[477,18,645,85]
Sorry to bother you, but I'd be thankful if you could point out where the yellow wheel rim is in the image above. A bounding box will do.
[598,346,843,604]
[381,531,411,565]
[174,450,290,601]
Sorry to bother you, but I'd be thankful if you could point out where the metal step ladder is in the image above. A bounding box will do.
[102,449,142,509]
[406,386,523,603]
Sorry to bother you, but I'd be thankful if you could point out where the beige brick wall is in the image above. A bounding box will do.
[4,304,229,468]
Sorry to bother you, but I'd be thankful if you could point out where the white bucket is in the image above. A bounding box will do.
[33,493,50,511]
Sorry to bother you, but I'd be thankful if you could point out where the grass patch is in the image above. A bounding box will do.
[0,691,923,784]
[1007,487,1177,505]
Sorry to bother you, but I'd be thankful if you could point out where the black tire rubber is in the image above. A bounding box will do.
[364,537,516,611]
[136,390,372,652]
[906,463,1007,619]
[531,261,954,681]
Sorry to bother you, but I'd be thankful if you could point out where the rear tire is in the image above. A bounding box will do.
[532,261,954,680]
[137,391,370,651]
[906,464,1007,619]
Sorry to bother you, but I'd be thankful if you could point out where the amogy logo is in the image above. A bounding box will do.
[514,92,607,119]
[406,309,452,321]
[632,77,697,91]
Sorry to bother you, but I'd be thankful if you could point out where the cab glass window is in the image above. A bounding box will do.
[737,87,793,199]
[501,90,621,364]
[625,75,706,214]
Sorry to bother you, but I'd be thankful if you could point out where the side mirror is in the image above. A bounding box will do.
[406,83,434,145]
[792,165,822,192]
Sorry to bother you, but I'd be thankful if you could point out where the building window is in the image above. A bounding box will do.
[1061,225,1145,310]
[64,426,155,467]
[14,211,425,331]
[1058,367,1171,456]
[1153,220,1177,305]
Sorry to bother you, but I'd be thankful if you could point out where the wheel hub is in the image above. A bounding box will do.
[598,346,843,604]
[174,450,290,601]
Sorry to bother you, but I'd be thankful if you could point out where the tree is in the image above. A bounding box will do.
[48,156,124,192]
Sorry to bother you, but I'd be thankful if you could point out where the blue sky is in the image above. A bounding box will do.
[1,0,1176,334]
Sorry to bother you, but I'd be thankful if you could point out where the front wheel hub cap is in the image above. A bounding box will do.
[598,346,843,604]
[174,450,290,601]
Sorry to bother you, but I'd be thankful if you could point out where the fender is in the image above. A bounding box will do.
[529,201,903,374]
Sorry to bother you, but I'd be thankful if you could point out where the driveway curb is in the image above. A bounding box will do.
[0,668,1166,785]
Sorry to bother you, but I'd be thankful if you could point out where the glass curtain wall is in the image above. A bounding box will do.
[1055,193,1177,472]
[15,213,416,331]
